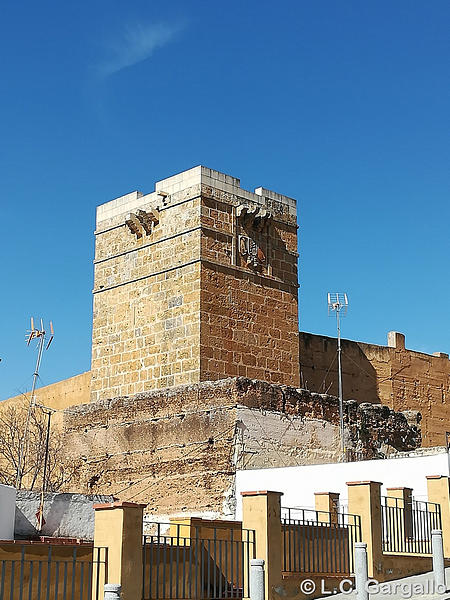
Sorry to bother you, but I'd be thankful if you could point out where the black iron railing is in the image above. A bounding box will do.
[0,545,107,600]
[381,497,441,554]
[142,522,255,600]
[281,507,361,575]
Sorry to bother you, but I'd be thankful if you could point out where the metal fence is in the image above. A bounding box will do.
[281,507,362,575]
[0,545,107,600]
[381,497,442,554]
[142,522,255,600]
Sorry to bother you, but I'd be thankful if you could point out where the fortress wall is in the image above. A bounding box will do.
[299,331,449,447]
[61,378,421,518]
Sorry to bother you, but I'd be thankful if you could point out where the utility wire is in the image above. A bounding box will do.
[114,423,236,500]
[317,352,337,393]
[249,409,289,467]
[341,350,444,391]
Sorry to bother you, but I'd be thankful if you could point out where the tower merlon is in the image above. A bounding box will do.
[95,166,297,230]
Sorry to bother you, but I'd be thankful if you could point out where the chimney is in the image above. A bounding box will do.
[387,331,405,350]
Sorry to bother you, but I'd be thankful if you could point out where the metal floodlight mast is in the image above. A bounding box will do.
[327,293,349,461]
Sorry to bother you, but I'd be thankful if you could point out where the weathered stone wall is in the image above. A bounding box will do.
[299,331,449,447]
[61,378,420,518]
[199,186,299,385]
[91,183,203,401]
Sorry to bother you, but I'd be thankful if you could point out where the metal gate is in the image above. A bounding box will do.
[281,507,362,575]
[381,497,442,554]
[142,523,255,600]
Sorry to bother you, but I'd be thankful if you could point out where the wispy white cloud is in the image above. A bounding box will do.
[97,21,185,78]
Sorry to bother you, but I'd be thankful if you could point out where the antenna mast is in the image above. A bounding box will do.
[327,293,348,461]
[16,318,54,490]
[35,403,56,532]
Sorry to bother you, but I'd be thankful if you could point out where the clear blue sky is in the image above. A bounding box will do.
[1,0,449,399]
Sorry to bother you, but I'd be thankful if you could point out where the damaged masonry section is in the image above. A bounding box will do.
[61,377,421,518]
[125,207,160,237]
[236,203,272,232]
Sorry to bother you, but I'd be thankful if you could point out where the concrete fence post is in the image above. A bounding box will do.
[104,584,121,600]
[241,491,283,600]
[427,476,450,558]
[354,543,369,600]
[314,492,340,524]
[431,529,446,592]
[250,559,265,600]
[93,501,145,600]
[347,481,383,579]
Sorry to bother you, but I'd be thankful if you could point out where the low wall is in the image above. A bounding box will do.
[15,491,115,540]
[61,378,421,517]
[380,553,433,582]
[2,371,91,411]
[281,574,354,600]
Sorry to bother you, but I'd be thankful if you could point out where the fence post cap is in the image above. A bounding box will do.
[251,558,265,567]
[354,542,367,549]
[431,529,443,535]
[104,584,122,591]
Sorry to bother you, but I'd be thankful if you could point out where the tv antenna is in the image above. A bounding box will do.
[327,293,348,461]
[16,318,54,490]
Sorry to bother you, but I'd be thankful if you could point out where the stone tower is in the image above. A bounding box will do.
[90,166,299,402]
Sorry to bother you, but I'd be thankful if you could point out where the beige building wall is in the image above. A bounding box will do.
[91,183,203,402]
[1,371,91,412]
[299,330,450,447]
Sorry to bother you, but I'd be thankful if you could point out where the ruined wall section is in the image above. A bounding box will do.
[63,383,242,517]
[299,331,449,447]
[62,378,421,518]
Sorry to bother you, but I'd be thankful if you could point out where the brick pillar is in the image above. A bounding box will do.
[426,475,450,558]
[386,487,413,541]
[347,481,383,578]
[241,491,283,600]
[93,501,144,600]
[314,492,340,524]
